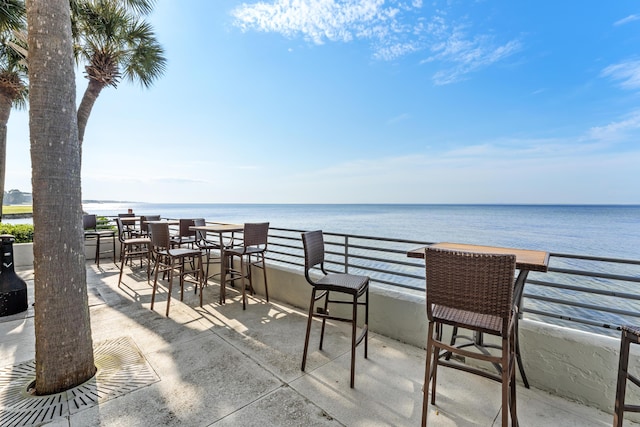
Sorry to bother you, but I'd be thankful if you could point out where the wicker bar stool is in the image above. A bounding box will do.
[300,230,369,388]
[82,214,116,267]
[422,247,518,427]
[614,325,640,426]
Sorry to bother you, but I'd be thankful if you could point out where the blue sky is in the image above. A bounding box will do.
[5,0,640,204]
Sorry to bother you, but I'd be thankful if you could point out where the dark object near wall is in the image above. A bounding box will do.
[0,234,28,316]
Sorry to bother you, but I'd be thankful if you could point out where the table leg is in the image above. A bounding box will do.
[219,232,225,304]
[514,269,530,389]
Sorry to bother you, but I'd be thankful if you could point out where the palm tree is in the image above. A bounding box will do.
[27,0,95,394]
[73,0,166,152]
[0,0,27,220]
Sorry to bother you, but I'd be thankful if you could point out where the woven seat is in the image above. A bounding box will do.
[149,222,204,317]
[300,230,369,388]
[614,325,640,426]
[82,214,116,267]
[421,247,517,427]
[115,217,151,288]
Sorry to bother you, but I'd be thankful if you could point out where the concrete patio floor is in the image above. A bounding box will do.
[0,261,636,426]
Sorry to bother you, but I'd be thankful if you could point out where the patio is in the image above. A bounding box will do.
[0,262,636,426]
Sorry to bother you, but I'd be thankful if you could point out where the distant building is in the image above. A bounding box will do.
[3,189,32,205]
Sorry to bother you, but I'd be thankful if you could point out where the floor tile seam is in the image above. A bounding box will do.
[204,383,346,427]
[285,376,348,426]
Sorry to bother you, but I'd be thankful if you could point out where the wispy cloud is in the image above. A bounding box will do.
[614,14,640,26]
[601,59,640,90]
[587,110,640,142]
[231,0,521,84]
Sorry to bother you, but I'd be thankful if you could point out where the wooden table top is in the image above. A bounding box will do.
[190,223,243,233]
[144,219,179,225]
[407,242,549,272]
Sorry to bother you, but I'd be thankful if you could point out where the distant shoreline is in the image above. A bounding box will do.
[2,213,32,219]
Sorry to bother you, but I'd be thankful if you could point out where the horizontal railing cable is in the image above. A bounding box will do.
[193,222,640,336]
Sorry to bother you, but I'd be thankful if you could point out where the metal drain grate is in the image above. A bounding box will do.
[0,336,159,426]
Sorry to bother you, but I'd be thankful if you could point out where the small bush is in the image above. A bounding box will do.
[0,223,35,243]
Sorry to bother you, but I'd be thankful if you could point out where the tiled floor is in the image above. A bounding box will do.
[0,262,636,426]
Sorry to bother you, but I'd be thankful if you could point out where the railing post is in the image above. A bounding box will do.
[344,235,349,274]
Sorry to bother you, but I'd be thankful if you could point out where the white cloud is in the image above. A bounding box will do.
[602,59,640,90]
[587,110,640,142]
[614,14,640,26]
[231,0,521,83]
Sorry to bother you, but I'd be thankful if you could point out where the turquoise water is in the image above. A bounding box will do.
[81,203,640,259]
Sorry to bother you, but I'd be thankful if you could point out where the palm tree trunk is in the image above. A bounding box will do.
[0,92,11,220]
[27,0,96,395]
[77,78,104,152]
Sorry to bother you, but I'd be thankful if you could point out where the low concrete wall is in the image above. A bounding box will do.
[14,240,117,269]
[13,246,634,418]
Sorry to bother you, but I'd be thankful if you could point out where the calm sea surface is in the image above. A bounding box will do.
[78,202,640,259]
[6,202,639,334]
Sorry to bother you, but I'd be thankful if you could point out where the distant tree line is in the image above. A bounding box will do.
[3,188,32,205]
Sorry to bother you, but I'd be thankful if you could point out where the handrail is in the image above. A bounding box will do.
[263,226,640,337]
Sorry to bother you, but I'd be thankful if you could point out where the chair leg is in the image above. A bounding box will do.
[422,322,435,427]
[150,257,160,311]
[166,260,174,317]
[197,253,204,307]
[319,291,330,350]
[117,247,126,288]
[240,255,247,310]
[350,293,357,388]
[111,234,116,264]
[364,287,369,359]
[261,252,269,302]
[615,331,632,427]
[501,337,509,427]
[301,288,316,372]
[95,235,101,267]
[430,334,439,405]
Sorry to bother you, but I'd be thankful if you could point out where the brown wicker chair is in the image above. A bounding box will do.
[115,217,151,288]
[223,222,270,310]
[300,230,369,388]
[82,214,116,267]
[149,222,204,317]
[170,218,197,248]
[118,212,138,238]
[614,325,640,426]
[139,215,161,237]
[421,247,517,427]
[193,218,234,284]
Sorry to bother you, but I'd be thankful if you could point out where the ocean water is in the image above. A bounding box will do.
[8,202,640,334]
[80,202,640,259]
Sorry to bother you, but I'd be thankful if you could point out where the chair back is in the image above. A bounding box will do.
[149,222,171,252]
[140,215,160,234]
[83,214,97,230]
[243,222,269,248]
[193,218,207,243]
[301,230,326,284]
[424,247,516,334]
[179,219,196,238]
[118,213,135,218]
[114,217,128,243]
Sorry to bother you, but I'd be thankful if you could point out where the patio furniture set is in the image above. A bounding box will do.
[83,213,640,426]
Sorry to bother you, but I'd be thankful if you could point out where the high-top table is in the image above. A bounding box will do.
[407,242,549,388]
[190,223,244,304]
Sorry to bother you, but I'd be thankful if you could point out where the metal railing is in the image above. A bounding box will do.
[112,217,640,337]
[265,227,640,337]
